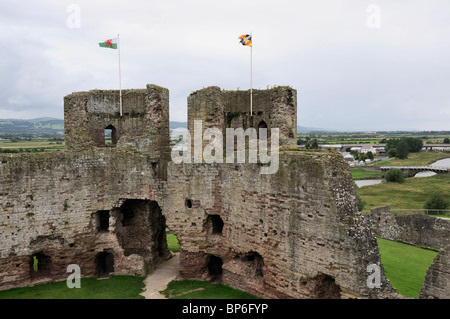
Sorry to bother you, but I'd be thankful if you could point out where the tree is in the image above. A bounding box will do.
[366,151,374,160]
[387,148,397,158]
[395,140,409,159]
[310,140,319,149]
[350,150,359,160]
[404,137,423,152]
[385,168,405,183]
[444,137,450,144]
[359,153,368,161]
[423,192,449,214]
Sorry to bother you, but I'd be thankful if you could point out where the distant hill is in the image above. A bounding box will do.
[170,121,188,129]
[297,125,336,133]
[0,118,64,136]
[170,122,335,133]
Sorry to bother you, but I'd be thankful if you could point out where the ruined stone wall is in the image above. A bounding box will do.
[187,86,297,150]
[0,83,406,299]
[0,150,168,291]
[166,151,396,299]
[64,84,170,162]
[369,206,450,249]
[419,245,450,299]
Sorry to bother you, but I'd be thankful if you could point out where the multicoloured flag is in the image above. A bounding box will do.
[99,38,118,49]
[239,34,252,47]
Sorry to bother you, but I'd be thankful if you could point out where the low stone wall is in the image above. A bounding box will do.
[419,245,450,299]
[369,206,450,249]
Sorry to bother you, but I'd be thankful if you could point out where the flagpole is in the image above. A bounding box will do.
[118,33,123,117]
[250,31,253,116]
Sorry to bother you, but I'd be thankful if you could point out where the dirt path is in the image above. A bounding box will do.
[140,253,180,299]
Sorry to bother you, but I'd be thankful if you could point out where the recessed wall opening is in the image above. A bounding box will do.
[30,252,51,279]
[95,210,110,232]
[257,120,268,139]
[205,214,224,235]
[311,274,341,299]
[104,125,118,147]
[207,255,223,282]
[116,199,171,262]
[95,251,114,278]
[185,199,193,209]
[243,252,264,277]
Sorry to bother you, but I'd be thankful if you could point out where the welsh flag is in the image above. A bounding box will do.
[99,38,118,49]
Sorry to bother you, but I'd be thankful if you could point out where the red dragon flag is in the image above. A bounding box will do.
[239,34,252,47]
[99,38,118,49]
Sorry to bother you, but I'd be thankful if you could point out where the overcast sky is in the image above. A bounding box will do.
[0,0,449,131]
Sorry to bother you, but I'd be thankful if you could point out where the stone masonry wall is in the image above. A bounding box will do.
[419,245,450,299]
[64,84,170,162]
[369,206,450,249]
[187,86,297,151]
[166,151,397,299]
[0,83,409,299]
[0,150,168,290]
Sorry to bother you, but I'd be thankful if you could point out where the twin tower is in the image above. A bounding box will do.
[64,84,298,162]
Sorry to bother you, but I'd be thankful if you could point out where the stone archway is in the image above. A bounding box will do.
[104,124,118,147]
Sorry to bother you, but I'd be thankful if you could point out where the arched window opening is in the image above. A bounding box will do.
[257,121,268,139]
[104,125,118,147]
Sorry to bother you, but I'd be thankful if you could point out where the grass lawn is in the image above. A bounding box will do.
[0,140,64,149]
[0,275,145,299]
[377,238,438,298]
[351,168,384,180]
[167,233,180,253]
[357,174,450,214]
[161,279,260,299]
[369,152,450,167]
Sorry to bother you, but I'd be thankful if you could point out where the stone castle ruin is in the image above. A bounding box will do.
[0,84,447,298]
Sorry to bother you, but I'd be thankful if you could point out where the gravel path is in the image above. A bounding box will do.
[140,253,180,299]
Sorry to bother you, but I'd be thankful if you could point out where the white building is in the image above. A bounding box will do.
[360,145,376,154]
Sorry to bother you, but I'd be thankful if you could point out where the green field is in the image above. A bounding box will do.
[0,275,145,299]
[351,168,384,180]
[377,238,438,298]
[161,279,260,299]
[369,152,450,167]
[0,139,65,153]
[167,233,180,253]
[357,174,450,213]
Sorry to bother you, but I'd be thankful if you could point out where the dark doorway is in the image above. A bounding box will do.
[205,215,224,235]
[207,255,223,282]
[30,252,51,280]
[311,274,341,299]
[257,121,268,139]
[116,199,171,262]
[96,210,110,232]
[95,251,114,278]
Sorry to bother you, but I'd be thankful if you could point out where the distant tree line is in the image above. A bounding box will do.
[0,148,48,153]
[386,137,423,159]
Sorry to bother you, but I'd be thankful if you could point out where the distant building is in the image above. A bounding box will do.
[422,144,450,152]
[341,152,355,162]
[360,145,376,154]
